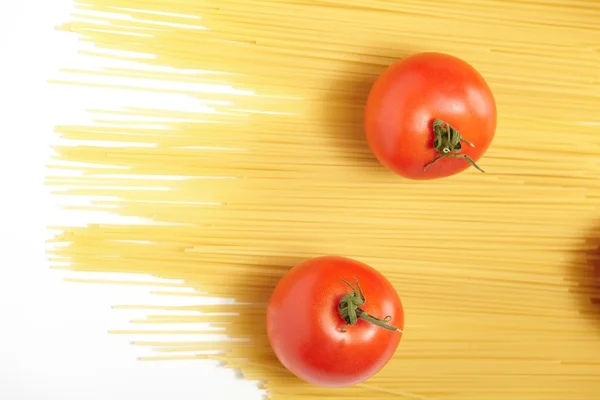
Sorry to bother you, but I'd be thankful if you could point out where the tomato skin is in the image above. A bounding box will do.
[365,52,497,180]
[266,256,404,387]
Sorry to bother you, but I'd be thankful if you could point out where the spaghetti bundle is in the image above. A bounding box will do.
[48,0,600,399]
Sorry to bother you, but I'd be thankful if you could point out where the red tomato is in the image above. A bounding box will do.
[365,52,497,180]
[266,256,404,387]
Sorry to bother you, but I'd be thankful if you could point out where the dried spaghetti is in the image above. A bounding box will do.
[48,0,600,399]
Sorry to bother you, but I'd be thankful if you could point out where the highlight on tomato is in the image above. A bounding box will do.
[365,52,497,180]
[266,256,404,387]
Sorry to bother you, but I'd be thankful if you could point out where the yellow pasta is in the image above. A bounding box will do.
[47,0,600,399]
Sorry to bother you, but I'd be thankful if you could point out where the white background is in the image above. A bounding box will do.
[0,1,262,399]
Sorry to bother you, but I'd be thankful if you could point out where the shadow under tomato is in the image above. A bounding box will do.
[569,224,600,332]
[320,48,415,171]
[202,255,304,381]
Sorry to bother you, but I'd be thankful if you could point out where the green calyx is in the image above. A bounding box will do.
[424,119,485,173]
[337,277,401,333]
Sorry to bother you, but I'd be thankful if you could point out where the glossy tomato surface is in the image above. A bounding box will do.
[365,52,497,180]
[266,256,404,387]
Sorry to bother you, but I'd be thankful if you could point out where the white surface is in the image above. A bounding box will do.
[0,2,263,399]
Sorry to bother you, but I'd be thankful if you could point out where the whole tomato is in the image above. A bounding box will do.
[266,256,404,387]
[365,52,497,180]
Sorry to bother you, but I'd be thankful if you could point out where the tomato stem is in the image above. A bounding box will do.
[424,119,485,173]
[337,278,401,333]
